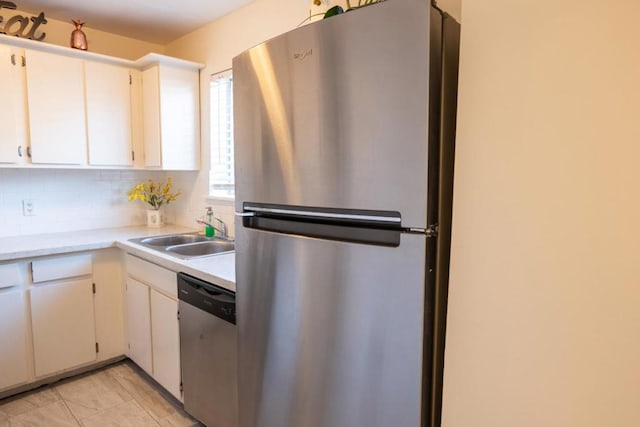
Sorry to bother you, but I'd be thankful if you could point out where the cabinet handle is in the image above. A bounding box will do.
[18,145,22,157]
[10,54,16,66]
[21,56,26,67]
[27,147,32,158]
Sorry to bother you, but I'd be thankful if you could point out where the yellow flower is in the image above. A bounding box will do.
[127,177,180,210]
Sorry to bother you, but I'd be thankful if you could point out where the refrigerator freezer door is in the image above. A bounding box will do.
[233,0,432,228]
[236,226,427,427]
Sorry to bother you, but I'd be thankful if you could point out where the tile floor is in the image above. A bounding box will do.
[0,361,201,427]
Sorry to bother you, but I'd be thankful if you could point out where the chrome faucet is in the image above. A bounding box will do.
[196,217,229,239]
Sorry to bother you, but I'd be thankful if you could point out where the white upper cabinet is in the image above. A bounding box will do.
[142,64,200,170]
[130,70,145,168]
[0,46,29,164]
[0,36,203,170]
[25,49,87,165]
[85,61,133,166]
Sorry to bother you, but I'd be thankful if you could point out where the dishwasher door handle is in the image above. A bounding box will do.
[193,283,235,304]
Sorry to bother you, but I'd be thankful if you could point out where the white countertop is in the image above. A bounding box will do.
[0,225,236,292]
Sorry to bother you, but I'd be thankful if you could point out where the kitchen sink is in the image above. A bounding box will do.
[166,241,236,258]
[140,234,210,247]
[129,233,234,259]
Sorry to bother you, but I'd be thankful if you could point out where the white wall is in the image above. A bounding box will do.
[442,1,640,426]
[9,8,164,59]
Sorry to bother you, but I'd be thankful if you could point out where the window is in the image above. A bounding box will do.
[209,70,234,198]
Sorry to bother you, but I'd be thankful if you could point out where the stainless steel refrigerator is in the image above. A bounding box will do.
[233,1,460,426]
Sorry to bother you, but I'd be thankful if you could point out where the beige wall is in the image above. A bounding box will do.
[442,1,640,426]
[8,8,163,59]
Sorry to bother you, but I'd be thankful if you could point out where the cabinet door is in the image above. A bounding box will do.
[93,249,125,361]
[142,64,200,170]
[125,278,153,375]
[0,46,28,164]
[30,279,96,377]
[142,66,161,168]
[25,49,86,165]
[151,289,181,400]
[159,65,200,170]
[0,290,31,390]
[85,61,133,166]
[130,70,145,168]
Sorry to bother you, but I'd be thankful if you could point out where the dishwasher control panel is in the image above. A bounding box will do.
[177,273,235,324]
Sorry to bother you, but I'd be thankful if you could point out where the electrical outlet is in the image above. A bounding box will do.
[22,199,35,216]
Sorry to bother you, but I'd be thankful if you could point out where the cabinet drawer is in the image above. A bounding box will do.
[32,254,93,283]
[126,254,176,299]
[0,263,21,289]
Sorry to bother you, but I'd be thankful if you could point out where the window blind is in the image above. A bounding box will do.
[209,70,234,197]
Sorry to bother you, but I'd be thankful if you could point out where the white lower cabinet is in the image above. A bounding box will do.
[125,254,181,400]
[0,248,183,402]
[0,290,30,390]
[93,249,126,361]
[30,278,97,377]
[125,278,153,375]
[151,289,181,399]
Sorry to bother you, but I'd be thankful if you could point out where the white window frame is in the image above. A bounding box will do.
[208,69,235,202]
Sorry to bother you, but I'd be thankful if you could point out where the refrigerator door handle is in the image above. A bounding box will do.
[241,214,402,247]
[406,224,439,237]
[243,205,401,224]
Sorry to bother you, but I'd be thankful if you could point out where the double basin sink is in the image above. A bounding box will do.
[129,233,234,260]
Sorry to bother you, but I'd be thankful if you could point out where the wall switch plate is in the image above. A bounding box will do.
[22,199,35,216]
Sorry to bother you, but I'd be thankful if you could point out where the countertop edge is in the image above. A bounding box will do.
[115,240,236,292]
[0,226,236,292]
[0,242,116,262]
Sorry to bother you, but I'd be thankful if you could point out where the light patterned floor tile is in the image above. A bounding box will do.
[8,400,79,427]
[80,400,159,427]
[0,388,61,418]
[0,362,206,427]
[106,365,180,421]
[55,370,132,420]
[157,410,200,427]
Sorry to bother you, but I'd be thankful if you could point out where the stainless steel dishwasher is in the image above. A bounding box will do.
[178,272,237,427]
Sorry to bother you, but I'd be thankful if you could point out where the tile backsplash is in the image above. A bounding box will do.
[0,169,171,238]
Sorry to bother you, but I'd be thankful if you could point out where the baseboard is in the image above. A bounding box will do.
[0,355,126,400]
